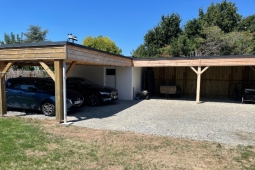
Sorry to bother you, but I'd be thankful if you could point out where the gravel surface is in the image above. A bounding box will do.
[6,98,255,146]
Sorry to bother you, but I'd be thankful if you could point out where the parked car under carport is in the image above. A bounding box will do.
[66,77,118,106]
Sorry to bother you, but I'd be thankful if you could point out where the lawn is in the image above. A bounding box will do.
[0,117,255,170]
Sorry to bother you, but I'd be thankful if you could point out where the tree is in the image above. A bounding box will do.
[82,36,122,55]
[0,32,22,45]
[237,14,255,32]
[131,44,153,58]
[23,25,48,43]
[133,13,182,58]
[197,26,254,56]
[202,0,242,33]
[0,25,49,70]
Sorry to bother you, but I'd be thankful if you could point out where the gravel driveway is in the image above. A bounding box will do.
[6,98,255,146]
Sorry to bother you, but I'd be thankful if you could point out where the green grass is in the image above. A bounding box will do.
[0,117,255,170]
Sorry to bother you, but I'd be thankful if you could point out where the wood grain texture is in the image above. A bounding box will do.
[133,56,255,67]
[0,46,66,60]
[0,62,7,116]
[54,60,64,122]
[39,61,55,81]
[67,45,132,67]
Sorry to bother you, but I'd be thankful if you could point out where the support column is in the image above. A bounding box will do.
[190,66,209,103]
[196,67,201,103]
[0,62,6,116]
[54,60,64,122]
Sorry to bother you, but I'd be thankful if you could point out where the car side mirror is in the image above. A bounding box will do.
[28,87,37,92]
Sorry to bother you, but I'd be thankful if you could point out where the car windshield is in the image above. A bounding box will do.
[73,78,97,86]
[33,79,55,90]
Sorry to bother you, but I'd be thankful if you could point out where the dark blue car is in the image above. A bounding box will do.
[6,77,84,116]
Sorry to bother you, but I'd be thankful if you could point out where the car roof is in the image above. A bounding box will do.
[7,77,52,81]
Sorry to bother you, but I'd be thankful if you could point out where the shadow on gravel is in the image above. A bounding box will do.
[67,100,143,123]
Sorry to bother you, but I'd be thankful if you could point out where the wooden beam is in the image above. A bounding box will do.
[1,62,13,78]
[0,61,7,116]
[201,66,209,74]
[249,66,255,72]
[54,60,64,122]
[190,66,198,74]
[39,61,55,81]
[66,61,76,77]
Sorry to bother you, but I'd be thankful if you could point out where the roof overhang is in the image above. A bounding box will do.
[0,41,132,67]
[132,55,255,67]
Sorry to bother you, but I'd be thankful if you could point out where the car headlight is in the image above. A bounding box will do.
[99,91,110,95]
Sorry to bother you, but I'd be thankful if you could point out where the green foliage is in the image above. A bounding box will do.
[202,0,241,33]
[83,35,122,55]
[23,25,48,43]
[0,32,22,45]
[0,25,49,70]
[237,14,255,32]
[133,0,255,58]
[131,44,155,58]
[133,14,182,58]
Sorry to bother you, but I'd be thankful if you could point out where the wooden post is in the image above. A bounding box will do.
[0,62,6,116]
[196,67,201,103]
[190,66,209,103]
[54,60,64,122]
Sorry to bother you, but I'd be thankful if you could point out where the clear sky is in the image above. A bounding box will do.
[0,0,254,56]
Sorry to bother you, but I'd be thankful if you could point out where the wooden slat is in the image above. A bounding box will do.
[133,56,255,67]
[0,46,66,60]
[39,61,55,81]
[66,61,77,77]
[67,45,132,67]
[54,60,64,122]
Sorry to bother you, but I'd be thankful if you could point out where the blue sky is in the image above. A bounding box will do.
[0,0,254,56]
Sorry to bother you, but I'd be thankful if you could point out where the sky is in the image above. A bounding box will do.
[0,0,254,56]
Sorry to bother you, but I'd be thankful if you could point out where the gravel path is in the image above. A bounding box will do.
[6,98,255,146]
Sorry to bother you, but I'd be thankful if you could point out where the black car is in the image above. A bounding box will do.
[6,77,84,116]
[66,77,118,106]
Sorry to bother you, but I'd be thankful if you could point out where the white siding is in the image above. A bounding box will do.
[68,65,104,85]
[132,67,142,98]
[116,67,133,100]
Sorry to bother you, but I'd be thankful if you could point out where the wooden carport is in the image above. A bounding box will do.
[133,56,255,103]
[1,41,255,122]
[0,41,132,122]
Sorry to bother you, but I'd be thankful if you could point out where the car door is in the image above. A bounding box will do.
[18,79,39,109]
[6,79,23,108]
[66,78,83,93]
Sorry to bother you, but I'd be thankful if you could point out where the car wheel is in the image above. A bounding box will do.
[41,101,55,116]
[87,94,100,106]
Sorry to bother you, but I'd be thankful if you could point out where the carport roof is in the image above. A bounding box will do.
[1,41,255,67]
[0,41,132,67]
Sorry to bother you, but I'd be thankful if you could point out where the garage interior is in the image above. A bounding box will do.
[1,41,255,122]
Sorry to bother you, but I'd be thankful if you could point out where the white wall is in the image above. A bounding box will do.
[132,67,142,98]
[68,65,104,85]
[116,67,133,100]
[68,65,138,101]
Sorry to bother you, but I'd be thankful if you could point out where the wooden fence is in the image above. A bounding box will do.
[153,66,255,98]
